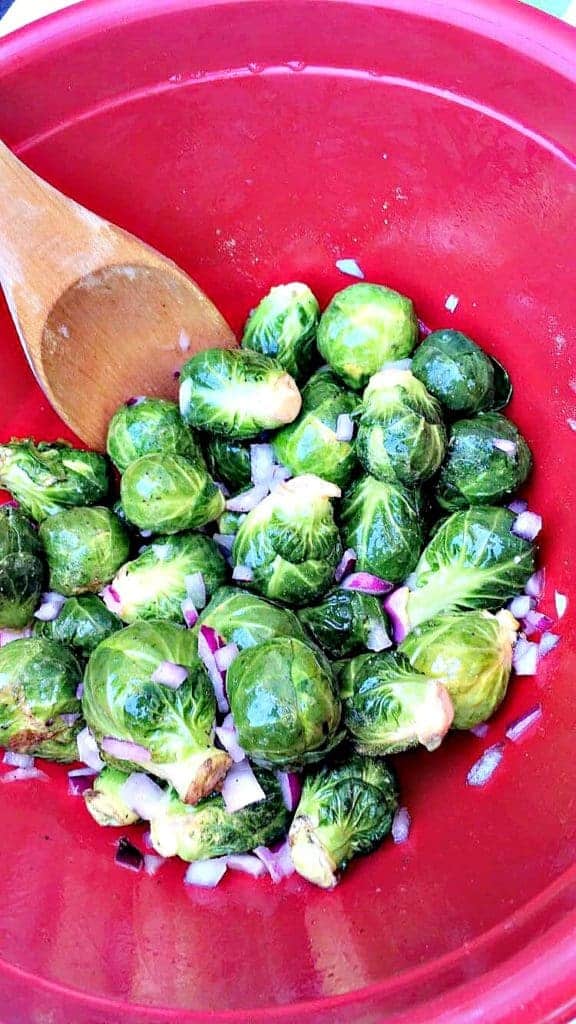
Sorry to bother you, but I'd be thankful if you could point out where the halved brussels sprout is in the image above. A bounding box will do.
[120,453,225,533]
[289,754,398,888]
[400,609,518,728]
[106,533,227,624]
[197,586,306,650]
[0,637,83,761]
[298,588,390,658]
[339,650,454,754]
[83,620,230,803]
[179,348,302,438]
[233,475,342,605]
[39,507,130,596]
[241,282,320,383]
[33,595,122,657]
[411,329,496,415]
[356,369,447,485]
[0,506,44,628]
[204,437,252,492]
[437,412,532,510]
[316,283,418,390]
[340,475,424,583]
[272,367,360,488]
[226,637,342,769]
[83,766,140,827]
[150,769,289,861]
[0,440,109,521]
[106,397,203,473]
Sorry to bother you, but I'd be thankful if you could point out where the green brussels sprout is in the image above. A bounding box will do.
[106,533,227,624]
[340,475,424,583]
[411,329,496,415]
[179,349,302,438]
[232,475,342,605]
[0,440,110,522]
[437,412,532,510]
[33,595,122,657]
[356,369,447,485]
[204,437,252,492]
[339,650,454,754]
[39,507,130,596]
[83,620,230,803]
[241,282,320,383]
[83,766,140,827]
[0,637,82,761]
[405,506,535,628]
[288,754,398,888]
[272,367,360,488]
[217,510,245,535]
[106,397,203,473]
[150,769,290,861]
[120,453,225,534]
[298,588,391,658]
[400,609,518,728]
[316,283,418,390]
[226,637,343,769]
[197,586,306,650]
[0,506,44,628]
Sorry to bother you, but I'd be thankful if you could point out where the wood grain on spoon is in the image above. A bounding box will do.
[0,140,236,450]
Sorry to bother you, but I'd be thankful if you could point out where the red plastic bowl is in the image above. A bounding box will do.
[0,1,575,1021]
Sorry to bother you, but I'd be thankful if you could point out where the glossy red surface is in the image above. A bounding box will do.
[0,1,575,1021]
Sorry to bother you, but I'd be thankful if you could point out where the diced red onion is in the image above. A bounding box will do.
[555,591,568,619]
[269,464,292,489]
[144,854,165,876]
[505,704,542,742]
[184,857,227,888]
[254,840,295,882]
[340,572,393,596]
[126,396,145,407]
[212,533,235,554]
[101,736,151,764]
[139,529,153,538]
[77,726,104,770]
[33,591,66,622]
[276,771,302,812]
[250,444,275,486]
[466,743,504,787]
[522,610,554,636]
[525,568,545,599]
[512,511,542,541]
[2,499,19,508]
[470,722,489,738]
[215,714,245,763]
[366,622,393,652]
[508,498,528,514]
[226,485,268,513]
[391,806,411,844]
[334,548,356,583]
[335,414,354,442]
[445,294,459,313]
[214,643,239,673]
[539,631,560,656]
[493,438,517,456]
[1,766,48,783]
[512,638,539,676]
[221,759,266,813]
[142,830,153,850]
[59,712,80,727]
[181,598,198,628]
[120,772,167,819]
[76,683,84,700]
[3,751,34,769]
[508,595,534,619]
[383,587,410,643]
[232,565,254,583]
[67,768,96,796]
[335,258,364,279]
[567,418,576,432]
[417,318,432,338]
[0,626,32,647]
[115,837,143,872]
[185,572,206,610]
[226,853,266,877]
[198,626,228,713]
[151,660,188,689]
[101,585,122,613]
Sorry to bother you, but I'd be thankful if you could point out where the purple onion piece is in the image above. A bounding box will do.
[511,511,542,542]
[505,705,542,742]
[184,857,227,888]
[525,569,545,599]
[383,587,410,643]
[115,837,144,872]
[466,743,504,787]
[340,571,393,596]
[334,548,356,584]
[221,759,266,813]
[391,806,411,844]
[151,660,188,689]
[101,736,150,764]
[253,840,294,882]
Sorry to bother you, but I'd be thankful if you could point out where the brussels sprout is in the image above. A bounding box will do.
[0,440,110,522]
[437,412,532,510]
[0,506,44,628]
[298,589,390,658]
[288,754,398,888]
[0,637,82,761]
[83,766,140,827]
[411,329,496,415]
[242,283,320,383]
[106,397,203,474]
[340,475,424,583]
[226,637,342,769]
[33,595,122,657]
[39,507,130,596]
[339,650,454,754]
[356,369,447,485]
[405,506,535,628]
[217,510,246,536]
[120,453,225,534]
[179,349,302,438]
[83,620,230,803]
[106,533,227,624]
[232,475,342,605]
[204,437,252,492]
[197,586,306,650]
[272,368,360,488]
[316,283,418,390]
[400,609,518,728]
[150,768,290,860]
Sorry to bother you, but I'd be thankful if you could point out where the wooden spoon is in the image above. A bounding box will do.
[0,141,235,450]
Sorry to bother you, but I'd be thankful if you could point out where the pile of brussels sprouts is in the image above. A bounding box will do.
[0,280,545,890]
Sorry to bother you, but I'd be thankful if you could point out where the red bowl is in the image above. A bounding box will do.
[1,1,575,1021]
